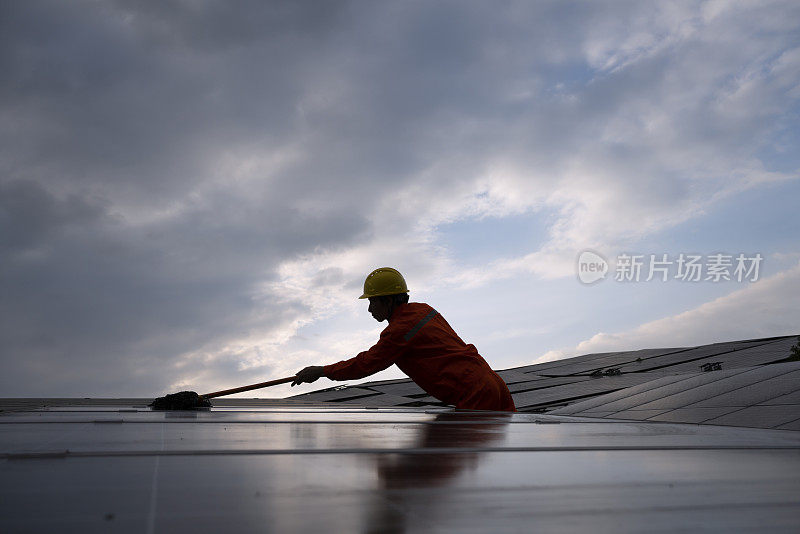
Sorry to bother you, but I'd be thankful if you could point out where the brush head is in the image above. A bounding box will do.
[149,391,212,410]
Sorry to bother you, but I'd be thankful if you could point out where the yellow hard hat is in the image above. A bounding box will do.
[359,267,409,299]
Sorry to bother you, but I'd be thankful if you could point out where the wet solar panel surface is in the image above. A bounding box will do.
[2,402,800,533]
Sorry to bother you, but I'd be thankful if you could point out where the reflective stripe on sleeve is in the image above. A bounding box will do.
[403,309,438,342]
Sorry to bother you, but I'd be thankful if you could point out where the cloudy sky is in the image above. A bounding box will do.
[2,0,799,399]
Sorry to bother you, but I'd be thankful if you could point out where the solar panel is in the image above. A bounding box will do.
[703,405,800,429]
[550,373,698,415]
[648,407,742,424]
[659,338,796,373]
[759,390,800,406]
[338,393,430,407]
[686,371,800,408]
[777,419,800,431]
[493,369,540,383]
[627,365,797,411]
[511,374,658,409]
[599,408,670,420]
[506,376,591,393]
[614,339,783,373]
[286,387,383,403]
[366,381,427,397]
[558,368,755,414]
[504,351,625,374]
[532,348,686,376]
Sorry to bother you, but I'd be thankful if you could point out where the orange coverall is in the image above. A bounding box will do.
[324,302,516,412]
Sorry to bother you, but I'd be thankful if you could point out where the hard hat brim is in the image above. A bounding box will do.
[358,290,409,299]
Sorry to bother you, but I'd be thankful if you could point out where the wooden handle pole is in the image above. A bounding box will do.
[201,376,297,399]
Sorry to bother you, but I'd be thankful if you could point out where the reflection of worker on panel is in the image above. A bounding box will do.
[365,412,512,534]
[293,268,516,412]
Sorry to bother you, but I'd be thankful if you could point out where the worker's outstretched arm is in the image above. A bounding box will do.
[324,327,405,380]
[292,326,405,386]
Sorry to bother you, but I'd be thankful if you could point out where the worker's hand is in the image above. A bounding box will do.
[291,366,325,386]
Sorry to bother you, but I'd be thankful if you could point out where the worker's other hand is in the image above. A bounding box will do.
[291,366,325,386]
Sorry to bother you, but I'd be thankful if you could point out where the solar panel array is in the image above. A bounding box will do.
[2,335,799,531]
[3,403,800,532]
[291,335,800,429]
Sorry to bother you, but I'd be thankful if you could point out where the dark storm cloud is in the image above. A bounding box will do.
[0,180,105,252]
[0,1,383,395]
[0,193,366,395]
[0,167,368,395]
[1,1,330,199]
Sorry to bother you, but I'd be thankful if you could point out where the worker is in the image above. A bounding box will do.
[292,267,516,412]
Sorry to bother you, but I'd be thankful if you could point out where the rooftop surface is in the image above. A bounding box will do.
[2,335,799,532]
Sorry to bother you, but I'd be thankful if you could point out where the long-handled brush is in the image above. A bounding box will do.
[149,376,296,410]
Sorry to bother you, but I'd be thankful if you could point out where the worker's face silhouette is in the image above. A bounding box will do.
[368,296,392,322]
